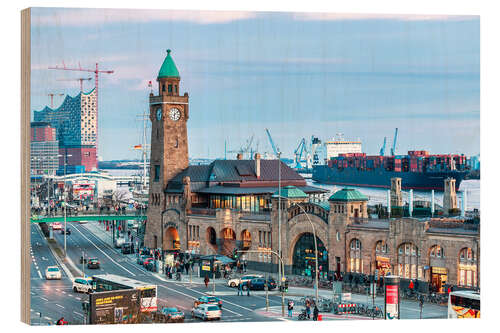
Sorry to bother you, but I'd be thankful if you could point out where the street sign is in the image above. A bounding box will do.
[375,269,379,281]
[342,293,351,301]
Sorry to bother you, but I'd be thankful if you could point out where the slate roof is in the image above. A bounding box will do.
[196,185,325,195]
[165,159,323,195]
[328,188,368,202]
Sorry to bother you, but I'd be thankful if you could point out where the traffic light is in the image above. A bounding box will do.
[441,280,446,292]
[284,280,289,292]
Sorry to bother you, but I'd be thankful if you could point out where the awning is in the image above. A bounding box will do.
[199,255,235,264]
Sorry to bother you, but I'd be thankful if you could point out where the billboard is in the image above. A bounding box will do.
[89,289,141,324]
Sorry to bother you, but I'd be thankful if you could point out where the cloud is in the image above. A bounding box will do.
[292,12,478,22]
[33,8,257,27]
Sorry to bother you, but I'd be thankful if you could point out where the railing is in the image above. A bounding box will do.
[31,206,147,218]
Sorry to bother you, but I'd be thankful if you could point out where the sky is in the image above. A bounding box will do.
[30,8,480,161]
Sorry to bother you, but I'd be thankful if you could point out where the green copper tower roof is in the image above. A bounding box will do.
[328,188,368,202]
[272,186,308,199]
[158,49,180,78]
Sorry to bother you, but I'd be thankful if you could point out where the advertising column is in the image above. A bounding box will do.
[384,275,400,320]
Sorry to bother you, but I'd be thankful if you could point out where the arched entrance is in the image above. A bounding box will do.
[164,226,180,250]
[292,233,328,278]
[220,227,236,256]
[206,227,217,250]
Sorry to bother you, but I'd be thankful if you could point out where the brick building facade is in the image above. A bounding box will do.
[145,50,479,291]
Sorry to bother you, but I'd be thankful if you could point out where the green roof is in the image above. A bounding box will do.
[328,188,368,202]
[158,49,180,78]
[272,186,308,199]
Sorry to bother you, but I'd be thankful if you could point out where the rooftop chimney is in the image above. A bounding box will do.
[255,153,261,178]
[237,153,243,160]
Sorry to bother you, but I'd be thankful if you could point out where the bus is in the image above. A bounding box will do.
[448,290,480,319]
[91,274,157,312]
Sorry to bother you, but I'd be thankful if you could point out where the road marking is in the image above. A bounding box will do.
[42,256,48,261]
[55,304,65,309]
[37,270,42,279]
[223,307,243,316]
[73,311,83,317]
[40,297,48,302]
[72,224,136,276]
[44,317,51,321]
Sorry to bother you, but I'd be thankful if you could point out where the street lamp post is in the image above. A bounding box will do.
[275,195,319,306]
[238,249,286,316]
[277,151,282,286]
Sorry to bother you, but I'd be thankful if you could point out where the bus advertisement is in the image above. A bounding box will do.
[448,290,480,319]
[89,289,141,324]
[91,274,157,312]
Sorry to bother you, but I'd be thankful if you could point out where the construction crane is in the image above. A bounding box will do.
[390,128,399,156]
[47,93,64,108]
[265,128,279,156]
[379,136,387,156]
[57,77,92,92]
[49,62,114,158]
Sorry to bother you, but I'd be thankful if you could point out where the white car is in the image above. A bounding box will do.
[192,303,221,321]
[45,266,62,280]
[73,278,93,293]
[114,237,126,248]
[227,274,263,288]
[51,222,62,230]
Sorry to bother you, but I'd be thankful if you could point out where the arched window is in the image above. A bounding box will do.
[458,248,477,287]
[397,243,420,279]
[430,245,445,258]
[375,240,388,254]
[349,239,362,273]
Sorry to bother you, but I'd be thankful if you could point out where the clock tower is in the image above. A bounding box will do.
[145,49,189,250]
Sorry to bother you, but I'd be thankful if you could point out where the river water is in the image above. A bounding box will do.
[307,179,480,210]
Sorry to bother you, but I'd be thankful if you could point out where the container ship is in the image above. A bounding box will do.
[312,150,469,191]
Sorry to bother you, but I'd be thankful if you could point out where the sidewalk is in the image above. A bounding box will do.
[255,306,380,321]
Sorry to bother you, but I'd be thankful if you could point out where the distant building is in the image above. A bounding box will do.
[33,89,97,173]
[30,122,59,175]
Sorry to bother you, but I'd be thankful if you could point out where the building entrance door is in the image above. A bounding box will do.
[431,267,447,293]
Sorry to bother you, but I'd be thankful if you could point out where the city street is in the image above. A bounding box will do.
[30,220,447,325]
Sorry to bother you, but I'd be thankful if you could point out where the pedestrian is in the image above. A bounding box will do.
[204,275,210,288]
[288,300,294,317]
[313,305,319,321]
[305,300,311,319]
[237,280,243,296]
[246,280,250,296]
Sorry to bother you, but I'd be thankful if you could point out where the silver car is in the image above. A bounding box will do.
[192,304,221,321]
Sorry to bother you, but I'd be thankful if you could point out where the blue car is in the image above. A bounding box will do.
[161,307,185,323]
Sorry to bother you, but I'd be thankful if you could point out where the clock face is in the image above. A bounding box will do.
[156,108,162,121]
[169,108,181,121]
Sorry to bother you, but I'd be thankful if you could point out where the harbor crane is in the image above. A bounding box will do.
[379,136,387,156]
[227,135,255,159]
[49,62,114,158]
[57,77,92,92]
[265,128,280,156]
[390,128,398,156]
[47,93,64,108]
[294,138,311,169]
